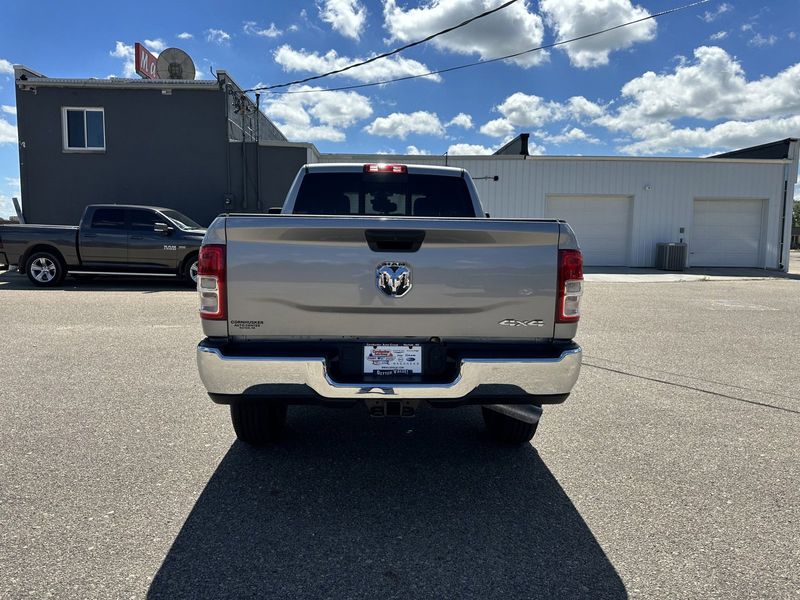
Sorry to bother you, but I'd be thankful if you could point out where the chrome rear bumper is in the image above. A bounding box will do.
[197,343,582,401]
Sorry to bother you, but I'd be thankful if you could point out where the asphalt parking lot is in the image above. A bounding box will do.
[1,267,799,599]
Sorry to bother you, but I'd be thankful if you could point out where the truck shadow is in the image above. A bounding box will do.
[0,270,193,293]
[148,406,627,599]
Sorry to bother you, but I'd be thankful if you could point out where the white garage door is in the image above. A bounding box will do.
[691,199,764,267]
[546,196,632,266]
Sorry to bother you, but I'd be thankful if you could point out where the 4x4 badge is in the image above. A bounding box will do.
[498,319,544,327]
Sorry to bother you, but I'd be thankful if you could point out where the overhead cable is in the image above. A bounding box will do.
[253,0,712,95]
[246,0,520,92]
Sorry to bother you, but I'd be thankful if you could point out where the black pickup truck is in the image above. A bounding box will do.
[0,205,205,286]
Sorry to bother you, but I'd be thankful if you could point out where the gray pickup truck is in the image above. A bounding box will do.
[196,163,583,445]
[0,204,205,286]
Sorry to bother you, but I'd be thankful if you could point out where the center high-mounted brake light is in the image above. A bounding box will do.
[556,249,583,323]
[198,244,226,320]
[364,163,407,174]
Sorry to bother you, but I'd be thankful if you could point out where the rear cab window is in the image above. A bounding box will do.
[89,208,125,229]
[292,171,477,217]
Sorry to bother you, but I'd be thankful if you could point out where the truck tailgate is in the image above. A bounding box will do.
[223,216,560,341]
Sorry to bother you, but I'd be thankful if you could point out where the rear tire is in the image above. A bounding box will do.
[25,251,66,287]
[183,254,199,286]
[482,407,539,444]
[230,402,287,445]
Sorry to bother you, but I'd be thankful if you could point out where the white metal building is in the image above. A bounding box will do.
[311,137,799,271]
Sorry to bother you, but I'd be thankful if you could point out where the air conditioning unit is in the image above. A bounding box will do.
[656,243,687,271]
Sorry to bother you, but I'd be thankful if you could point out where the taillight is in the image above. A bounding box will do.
[364,163,407,174]
[198,244,226,320]
[556,249,583,323]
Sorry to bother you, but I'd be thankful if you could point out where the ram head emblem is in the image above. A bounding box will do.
[376,262,412,297]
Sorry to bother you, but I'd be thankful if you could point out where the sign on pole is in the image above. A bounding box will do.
[134,43,158,79]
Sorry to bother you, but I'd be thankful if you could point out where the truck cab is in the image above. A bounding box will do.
[0,204,206,286]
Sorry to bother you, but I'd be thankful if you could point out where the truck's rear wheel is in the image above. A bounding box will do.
[230,402,287,445]
[182,254,199,286]
[481,407,539,444]
[26,251,66,287]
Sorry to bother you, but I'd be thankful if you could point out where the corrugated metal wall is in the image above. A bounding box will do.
[319,154,791,269]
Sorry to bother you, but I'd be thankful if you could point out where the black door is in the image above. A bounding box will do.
[79,207,128,266]
[127,209,178,271]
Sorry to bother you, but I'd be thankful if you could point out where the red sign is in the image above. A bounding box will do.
[134,42,158,79]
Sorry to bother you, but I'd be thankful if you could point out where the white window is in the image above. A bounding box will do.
[62,107,105,151]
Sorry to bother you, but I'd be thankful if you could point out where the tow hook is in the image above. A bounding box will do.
[366,399,418,417]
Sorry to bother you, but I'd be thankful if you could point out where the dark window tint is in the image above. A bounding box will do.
[90,208,125,229]
[293,172,476,217]
[66,110,85,148]
[160,210,202,230]
[86,111,105,148]
[129,209,160,231]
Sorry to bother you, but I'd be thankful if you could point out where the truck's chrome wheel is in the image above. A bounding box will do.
[189,260,199,283]
[30,257,57,283]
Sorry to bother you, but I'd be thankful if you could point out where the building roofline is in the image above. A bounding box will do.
[320,152,791,166]
[710,137,799,159]
[493,133,530,156]
[14,63,219,90]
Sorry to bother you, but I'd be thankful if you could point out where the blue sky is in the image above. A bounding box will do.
[1,0,799,217]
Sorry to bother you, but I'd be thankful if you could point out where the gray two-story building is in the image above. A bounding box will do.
[13,65,310,226]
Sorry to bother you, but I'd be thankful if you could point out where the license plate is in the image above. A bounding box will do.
[363,344,422,375]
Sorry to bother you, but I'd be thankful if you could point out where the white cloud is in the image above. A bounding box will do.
[206,29,231,45]
[263,85,372,142]
[110,41,136,78]
[320,0,367,40]
[749,33,778,47]
[364,111,445,139]
[243,21,282,38]
[383,0,547,68]
[526,142,546,155]
[700,3,732,23]
[446,113,473,129]
[0,116,17,144]
[479,118,516,138]
[406,145,430,155]
[0,58,13,74]
[493,93,556,127]
[144,38,167,53]
[177,32,193,40]
[479,93,607,139]
[709,31,728,41]
[447,143,496,155]
[479,93,599,137]
[563,96,606,121]
[578,45,800,154]
[538,127,600,145]
[1,105,16,116]
[0,193,15,219]
[273,45,441,83]
[619,115,800,155]
[539,0,656,68]
[2,177,22,219]
[596,46,800,131]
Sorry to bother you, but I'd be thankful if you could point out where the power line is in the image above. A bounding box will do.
[246,0,520,92]
[253,0,712,96]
